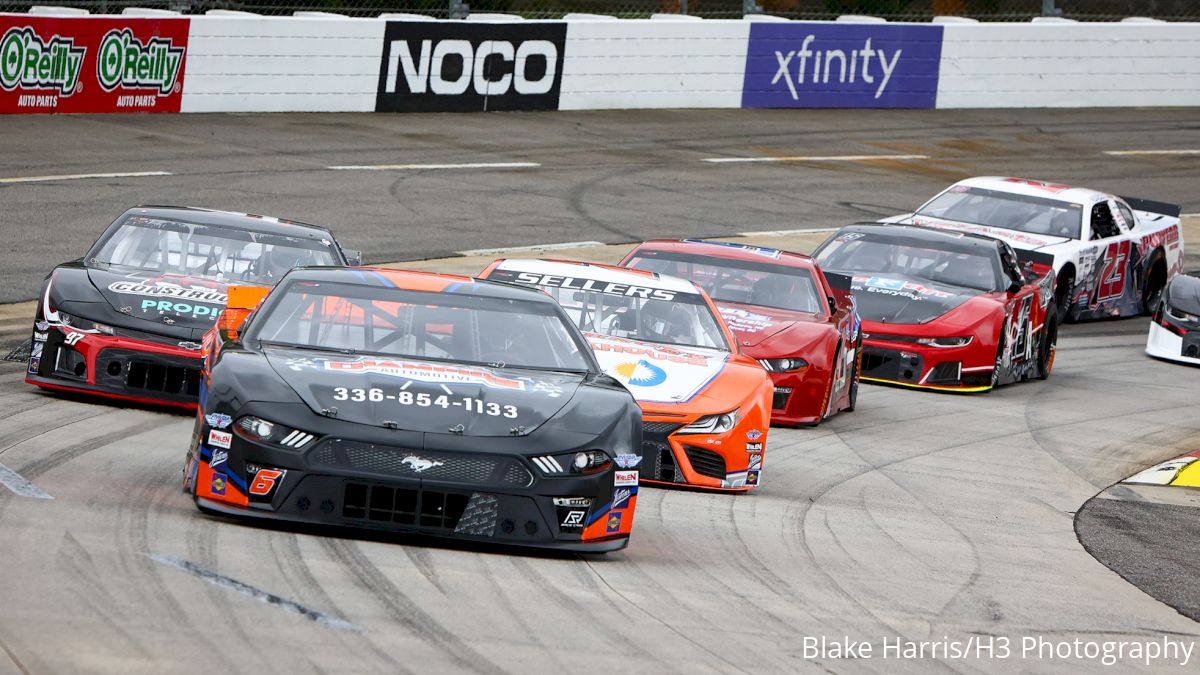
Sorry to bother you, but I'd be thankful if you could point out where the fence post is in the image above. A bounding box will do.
[449,0,469,19]
[1041,0,1061,16]
[743,0,763,14]
[680,0,688,15]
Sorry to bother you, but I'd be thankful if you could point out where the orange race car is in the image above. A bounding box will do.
[479,259,773,491]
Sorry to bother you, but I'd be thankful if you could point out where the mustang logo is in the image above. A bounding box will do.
[401,455,444,473]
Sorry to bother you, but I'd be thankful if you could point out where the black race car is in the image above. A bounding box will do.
[184,267,643,552]
[27,206,358,408]
[1146,273,1200,366]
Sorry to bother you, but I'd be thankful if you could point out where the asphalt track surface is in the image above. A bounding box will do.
[1,109,1199,673]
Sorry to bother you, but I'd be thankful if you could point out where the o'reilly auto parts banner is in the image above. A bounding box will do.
[376,21,566,113]
[742,22,942,109]
[0,16,188,114]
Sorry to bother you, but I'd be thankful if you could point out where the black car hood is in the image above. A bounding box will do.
[86,266,235,332]
[1166,275,1200,317]
[264,349,584,437]
[848,273,982,324]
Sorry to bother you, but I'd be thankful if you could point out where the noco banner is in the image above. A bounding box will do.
[376,21,566,113]
[742,22,943,109]
[0,16,188,113]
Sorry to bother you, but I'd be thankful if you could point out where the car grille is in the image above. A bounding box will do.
[342,482,469,530]
[642,420,684,482]
[126,360,200,396]
[309,439,533,487]
[771,386,793,410]
[683,446,726,480]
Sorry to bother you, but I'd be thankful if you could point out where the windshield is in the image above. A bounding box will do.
[90,216,338,285]
[815,230,1004,292]
[624,251,823,314]
[250,281,591,372]
[917,186,1083,240]
[484,267,729,351]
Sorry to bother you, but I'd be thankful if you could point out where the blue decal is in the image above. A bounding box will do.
[211,472,227,496]
[605,511,623,533]
[682,239,782,259]
[205,413,232,429]
[742,22,943,109]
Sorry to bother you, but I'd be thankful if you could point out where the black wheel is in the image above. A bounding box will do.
[990,331,1007,390]
[845,336,861,412]
[1035,312,1057,380]
[1142,258,1167,316]
[1055,270,1074,323]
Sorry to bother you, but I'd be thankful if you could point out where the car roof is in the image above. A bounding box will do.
[630,239,819,270]
[838,222,1005,252]
[952,177,1110,204]
[124,205,337,240]
[282,265,562,305]
[490,258,704,295]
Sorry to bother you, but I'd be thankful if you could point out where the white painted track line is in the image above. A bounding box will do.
[0,463,52,499]
[703,154,929,164]
[328,162,541,171]
[457,240,604,257]
[1103,149,1200,156]
[0,171,172,184]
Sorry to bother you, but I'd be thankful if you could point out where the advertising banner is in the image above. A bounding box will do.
[742,22,942,109]
[376,21,566,113]
[0,16,189,113]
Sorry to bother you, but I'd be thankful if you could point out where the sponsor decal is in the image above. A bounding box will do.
[323,359,527,391]
[30,342,43,359]
[742,23,943,109]
[178,341,202,351]
[111,280,226,304]
[561,510,585,527]
[749,453,763,470]
[35,320,48,332]
[852,275,954,300]
[140,299,220,319]
[510,271,677,301]
[747,470,761,486]
[614,360,668,387]
[605,510,623,534]
[746,429,763,441]
[377,21,566,113]
[27,356,39,374]
[33,331,48,342]
[208,429,232,450]
[614,453,642,469]
[210,473,226,496]
[552,496,592,507]
[614,470,638,487]
[718,307,775,334]
[682,239,782,259]
[746,442,764,453]
[205,413,232,429]
[611,486,635,510]
[401,455,445,473]
[1003,178,1073,194]
[209,449,228,468]
[0,17,188,114]
[911,216,1055,248]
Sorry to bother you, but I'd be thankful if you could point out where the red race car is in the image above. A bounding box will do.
[812,224,1057,392]
[619,240,860,426]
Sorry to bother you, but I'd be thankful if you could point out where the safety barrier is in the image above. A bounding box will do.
[1,10,1197,114]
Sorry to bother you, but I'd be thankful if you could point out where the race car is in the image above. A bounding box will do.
[618,239,860,427]
[1146,273,1200,366]
[184,267,642,552]
[478,259,773,491]
[812,223,1057,392]
[27,206,357,408]
[885,177,1183,322]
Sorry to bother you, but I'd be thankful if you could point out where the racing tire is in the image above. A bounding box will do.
[845,336,862,412]
[989,332,1007,391]
[1055,270,1075,324]
[1142,257,1167,317]
[1035,311,1057,381]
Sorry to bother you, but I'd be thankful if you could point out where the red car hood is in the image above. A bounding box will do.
[715,303,824,348]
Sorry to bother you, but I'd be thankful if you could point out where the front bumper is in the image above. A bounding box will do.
[187,430,634,552]
[638,418,763,491]
[25,325,202,408]
[1146,321,1200,367]
[764,369,832,427]
[860,340,993,393]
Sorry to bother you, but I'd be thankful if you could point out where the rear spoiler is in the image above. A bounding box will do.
[824,271,853,291]
[1120,196,1181,218]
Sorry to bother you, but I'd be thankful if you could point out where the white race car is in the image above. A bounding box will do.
[1146,273,1200,366]
[885,177,1184,322]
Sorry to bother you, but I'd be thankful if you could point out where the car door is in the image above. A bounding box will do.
[999,242,1037,371]
[1086,200,1136,310]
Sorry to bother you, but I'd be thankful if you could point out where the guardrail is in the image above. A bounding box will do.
[1,7,1197,113]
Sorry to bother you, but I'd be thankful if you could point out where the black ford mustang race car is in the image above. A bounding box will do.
[27,206,357,408]
[183,267,643,552]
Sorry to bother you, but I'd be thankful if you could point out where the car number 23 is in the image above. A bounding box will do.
[331,387,519,418]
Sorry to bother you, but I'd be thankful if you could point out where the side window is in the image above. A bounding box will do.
[1115,202,1136,232]
[1090,203,1119,240]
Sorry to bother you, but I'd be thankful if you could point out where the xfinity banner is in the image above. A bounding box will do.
[741,23,942,109]
[376,22,566,113]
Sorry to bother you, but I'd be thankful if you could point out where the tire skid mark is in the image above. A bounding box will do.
[0,633,31,675]
[55,531,156,662]
[0,407,107,458]
[475,557,572,672]
[320,538,508,675]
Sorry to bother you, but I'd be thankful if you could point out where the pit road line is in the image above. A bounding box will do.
[327,162,541,171]
[0,171,172,184]
[1103,150,1200,156]
[703,154,929,164]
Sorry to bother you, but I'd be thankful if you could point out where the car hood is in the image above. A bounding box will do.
[583,333,731,405]
[87,267,237,332]
[905,215,1072,250]
[263,349,584,437]
[714,303,822,348]
[849,273,983,325]
[1166,275,1200,317]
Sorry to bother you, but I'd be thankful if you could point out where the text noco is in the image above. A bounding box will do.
[385,39,558,96]
[773,36,901,100]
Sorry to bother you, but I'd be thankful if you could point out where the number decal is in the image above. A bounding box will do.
[1096,240,1131,301]
[503,405,518,419]
[328,388,519,418]
[248,469,285,496]
[64,331,85,346]
[333,387,348,401]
